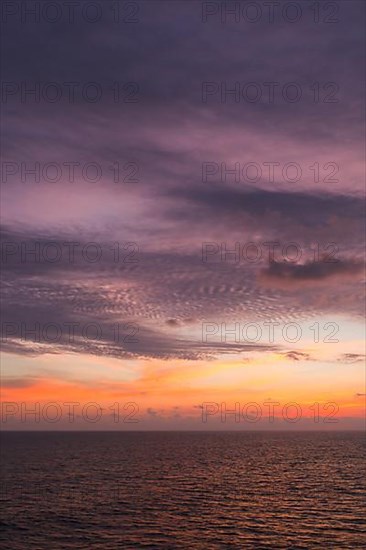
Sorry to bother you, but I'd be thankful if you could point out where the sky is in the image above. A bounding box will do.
[0,0,365,430]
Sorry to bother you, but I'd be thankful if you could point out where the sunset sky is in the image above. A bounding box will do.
[1,0,365,429]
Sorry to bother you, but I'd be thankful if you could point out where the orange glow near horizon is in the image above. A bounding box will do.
[1,349,364,428]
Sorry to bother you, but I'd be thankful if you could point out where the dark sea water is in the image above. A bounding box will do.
[1,431,365,549]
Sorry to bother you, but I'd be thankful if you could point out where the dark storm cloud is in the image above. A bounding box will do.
[161,185,364,262]
[165,186,364,227]
[259,257,364,286]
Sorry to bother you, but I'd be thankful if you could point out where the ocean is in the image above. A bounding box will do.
[1,431,365,548]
